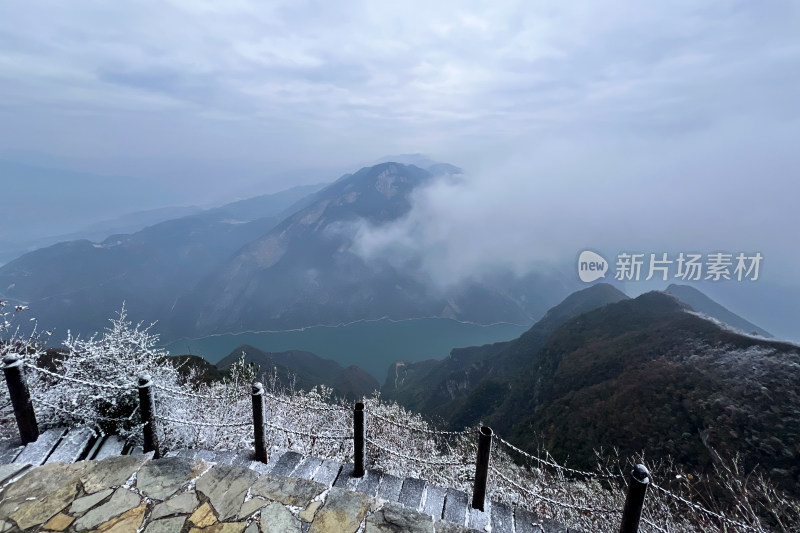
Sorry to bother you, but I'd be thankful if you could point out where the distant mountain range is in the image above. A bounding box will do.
[0,160,574,339]
[0,205,206,265]
[0,159,187,261]
[0,183,324,335]
[382,283,799,493]
[215,344,379,402]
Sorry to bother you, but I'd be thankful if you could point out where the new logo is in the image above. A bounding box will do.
[578,251,608,282]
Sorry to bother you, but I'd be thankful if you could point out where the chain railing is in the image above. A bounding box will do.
[1,353,768,533]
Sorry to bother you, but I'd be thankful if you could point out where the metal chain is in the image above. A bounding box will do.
[151,382,233,402]
[24,363,133,391]
[365,437,466,466]
[649,483,762,532]
[493,434,622,481]
[640,516,671,533]
[264,419,353,440]
[35,397,140,423]
[370,411,473,436]
[262,389,349,413]
[154,413,252,428]
[152,382,348,413]
[491,465,622,516]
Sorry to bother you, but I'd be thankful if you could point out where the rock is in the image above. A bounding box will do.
[93,503,147,533]
[73,488,142,531]
[189,522,248,533]
[70,487,113,514]
[136,457,206,501]
[308,487,373,533]
[0,461,85,500]
[195,464,259,520]
[259,501,301,533]
[0,462,87,530]
[244,523,258,533]
[238,496,268,519]
[189,502,218,528]
[250,475,327,508]
[434,522,475,533]
[144,516,187,533]
[365,502,434,533]
[299,500,322,522]
[80,454,151,493]
[151,491,199,519]
[42,512,74,531]
[0,463,29,485]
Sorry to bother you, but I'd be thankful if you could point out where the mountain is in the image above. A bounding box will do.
[381,283,630,420]
[173,162,571,336]
[371,154,463,176]
[217,344,379,401]
[0,183,325,336]
[381,285,800,492]
[478,291,799,492]
[2,159,575,340]
[0,159,182,251]
[167,354,226,385]
[0,205,205,265]
[665,283,772,337]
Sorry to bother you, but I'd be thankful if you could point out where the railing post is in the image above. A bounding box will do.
[620,464,650,533]
[471,426,493,511]
[137,373,160,458]
[252,382,267,463]
[353,402,365,477]
[2,354,39,444]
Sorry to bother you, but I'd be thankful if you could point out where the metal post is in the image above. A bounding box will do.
[620,464,650,533]
[353,402,365,477]
[2,354,39,444]
[137,373,160,458]
[471,426,493,511]
[252,382,267,463]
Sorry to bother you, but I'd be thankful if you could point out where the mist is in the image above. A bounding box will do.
[351,116,800,290]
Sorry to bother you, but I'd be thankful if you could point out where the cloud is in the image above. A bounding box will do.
[0,0,797,242]
[351,115,800,288]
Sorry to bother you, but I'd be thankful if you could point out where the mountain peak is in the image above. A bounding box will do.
[664,284,771,337]
[371,155,463,176]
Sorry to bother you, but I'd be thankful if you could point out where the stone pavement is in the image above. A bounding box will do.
[0,427,577,533]
[0,454,488,533]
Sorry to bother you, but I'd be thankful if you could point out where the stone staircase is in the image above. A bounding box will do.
[0,427,576,532]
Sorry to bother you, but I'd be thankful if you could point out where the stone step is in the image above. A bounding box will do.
[14,427,67,466]
[376,472,404,502]
[93,435,125,461]
[443,487,470,527]
[398,477,426,509]
[46,426,95,464]
[0,432,575,532]
[0,439,23,465]
[292,455,324,480]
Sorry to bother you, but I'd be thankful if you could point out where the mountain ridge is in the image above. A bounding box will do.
[217,344,380,401]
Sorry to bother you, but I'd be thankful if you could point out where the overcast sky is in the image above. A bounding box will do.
[2,1,799,286]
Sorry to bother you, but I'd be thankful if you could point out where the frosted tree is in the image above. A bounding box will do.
[1,304,797,532]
